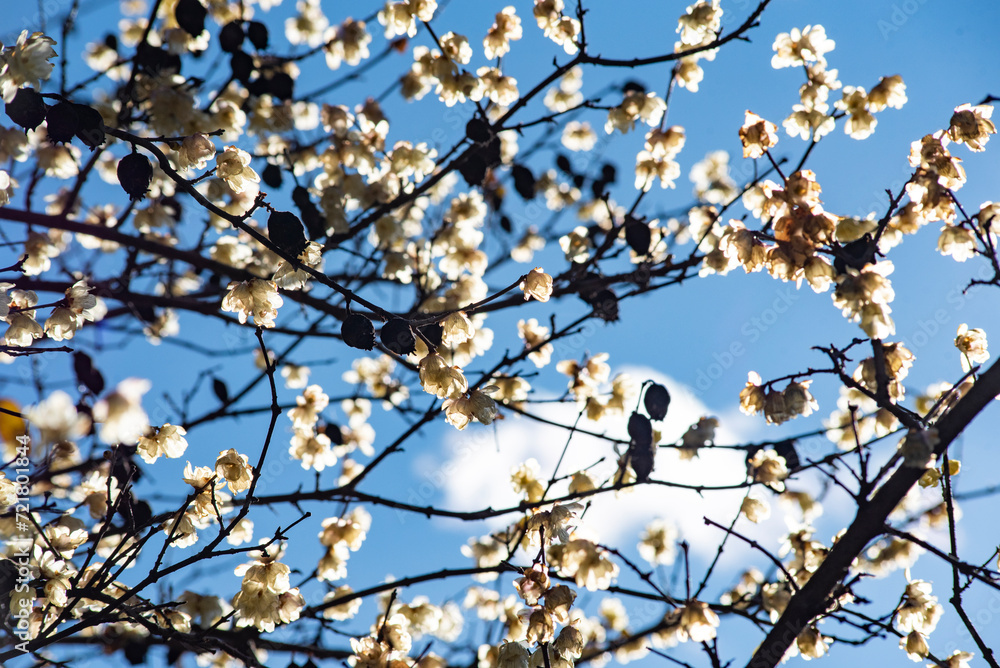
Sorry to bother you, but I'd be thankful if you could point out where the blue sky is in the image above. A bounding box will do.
[6,0,1000,666]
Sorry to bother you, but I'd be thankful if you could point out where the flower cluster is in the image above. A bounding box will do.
[221,279,283,328]
[895,579,942,661]
[654,600,721,646]
[556,353,610,402]
[323,18,372,70]
[378,0,437,39]
[484,6,523,59]
[852,341,915,403]
[739,372,817,425]
[317,507,371,581]
[137,423,189,464]
[232,546,304,632]
[634,126,685,191]
[605,90,667,135]
[533,0,581,54]
[833,260,896,339]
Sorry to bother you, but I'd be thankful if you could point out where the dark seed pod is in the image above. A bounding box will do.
[380,318,416,355]
[482,136,502,168]
[73,104,106,149]
[117,152,153,201]
[323,422,344,446]
[342,314,376,350]
[73,351,105,396]
[212,377,230,403]
[465,118,491,143]
[246,76,268,97]
[774,439,800,471]
[834,234,876,274]
[291,185,311,209]
[591,178,609,199]
[624,216,651,256]
[135,43,181,74]
[174,0,208,37]
[265,71,294,100]
[133,303,156,323]
[267,210,308,257]
[219,21,245,53]
[511,164,536,200]
[627,411,655,482]
[262,163,282,188]
[459,153,487,187]
[643,383,670,421]
[623,80,646,94]
[5,87,47,131]
[292,185,326,239]
[586,289,619,322]
[247,21,269,50]
[628,411,653,449]
[45,101,79,143]
[555,153,573,176]
[601,163,617,183]
[230,50,254,85]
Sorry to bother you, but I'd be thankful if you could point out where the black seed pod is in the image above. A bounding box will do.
[601,163,617,183]
[292,185,326,239]
[230,50,255,85]
[624,216,651,256]
[212,377,230,403]
[380,318,416,355]
[482,136,502,168]
[627,411,655,482]
[587,289,619,322]
[219,21,245,52]
[459,153,487,187]
[324,423,344,445]
[342,314,376,350]
[261,163,282,188]
[265,72,294,100]
[73,351,105,396]
[135,43,181,74]
[174,0,208,37]
[555,153,573,176]
[623,80,645,94]
[465,118,490,143]
[73,104,106,149]
[267,210,308,257]
[643,383,670,421]
[511,164,536,200]
[5,88,47,131]
[45,101,79,143]
[247,21,269,50]
[117,152,153,201]
[774,439,800,471]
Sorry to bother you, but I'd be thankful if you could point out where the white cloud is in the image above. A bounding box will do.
[422,366,792,566]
